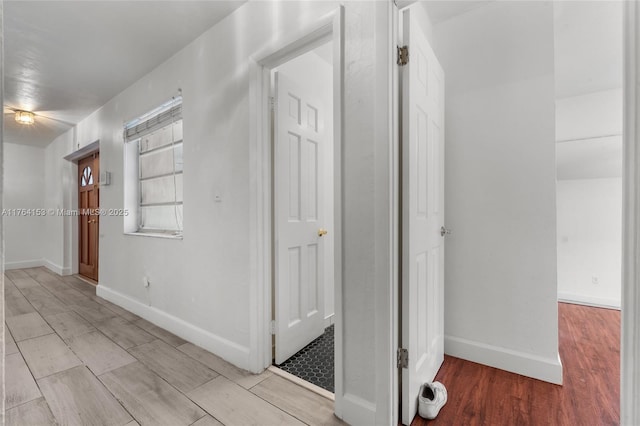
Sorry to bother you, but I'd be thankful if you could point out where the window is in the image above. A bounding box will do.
[124,97,183,236]
[81,166,93,186]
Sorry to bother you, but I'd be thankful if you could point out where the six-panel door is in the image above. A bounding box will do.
[401,5,446,424]
[274,71,327,364]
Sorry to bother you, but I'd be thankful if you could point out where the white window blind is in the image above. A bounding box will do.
[125,97,183,235]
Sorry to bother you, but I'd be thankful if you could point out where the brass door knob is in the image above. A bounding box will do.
[318,228,328,237]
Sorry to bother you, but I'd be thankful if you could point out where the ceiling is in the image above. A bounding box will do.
[554,1,623,99]
[3,1,245,147]
[422,1,492,25]
[4,1,624,152]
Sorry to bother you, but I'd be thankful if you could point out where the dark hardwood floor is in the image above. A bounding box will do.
[412,302,620,426]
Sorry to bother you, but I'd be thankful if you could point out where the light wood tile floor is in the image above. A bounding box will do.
[5,268,345,426]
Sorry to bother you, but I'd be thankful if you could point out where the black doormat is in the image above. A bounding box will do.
[276,324,334,393]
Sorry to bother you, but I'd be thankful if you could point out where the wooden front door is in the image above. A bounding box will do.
[78,153,99,281]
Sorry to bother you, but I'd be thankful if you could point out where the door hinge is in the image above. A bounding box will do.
[397,45,409,66]
[397,348,408,368]
[270,320,276,335]
[269,96,277,109]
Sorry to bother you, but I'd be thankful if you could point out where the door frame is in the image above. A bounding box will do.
[622,1,640,423]
[248,5,345,416]
[271,70,331,365]
[64,139,101,276]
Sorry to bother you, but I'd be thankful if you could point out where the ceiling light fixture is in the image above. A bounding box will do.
[15,110,35,125]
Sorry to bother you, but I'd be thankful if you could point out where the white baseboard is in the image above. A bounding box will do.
[444,335,563,385]
[5,258,73,276]
[96,285,252,371]
[558,292,621,310]
[43,259,72,276]
[340,393,376,426]
[5,259,43,270]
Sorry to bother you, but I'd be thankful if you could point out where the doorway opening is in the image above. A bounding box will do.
[554,1,623,311]
[270,40,336,396]
[250,7,343,412]
[553,2,623,420]
[78,151,100,282]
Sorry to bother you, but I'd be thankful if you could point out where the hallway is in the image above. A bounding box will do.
[5,267,343,426]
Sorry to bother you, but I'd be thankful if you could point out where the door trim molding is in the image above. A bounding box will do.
[622,2,640,423]
[248,5,345,417]
[63,139,100,163]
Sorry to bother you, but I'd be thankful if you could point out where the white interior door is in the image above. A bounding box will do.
[401,5,446,425]
[274,71,327,364]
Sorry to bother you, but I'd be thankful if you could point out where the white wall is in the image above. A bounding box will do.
[276,46,335,324]
[557,178,622,308]
[42,2,395,424]
[432,2,563,383]
[4,143,46,269]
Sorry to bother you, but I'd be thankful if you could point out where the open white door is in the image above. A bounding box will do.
[401,5,446,425]
[274,71,327,364]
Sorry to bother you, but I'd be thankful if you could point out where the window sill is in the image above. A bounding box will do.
[124,232,183,240]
